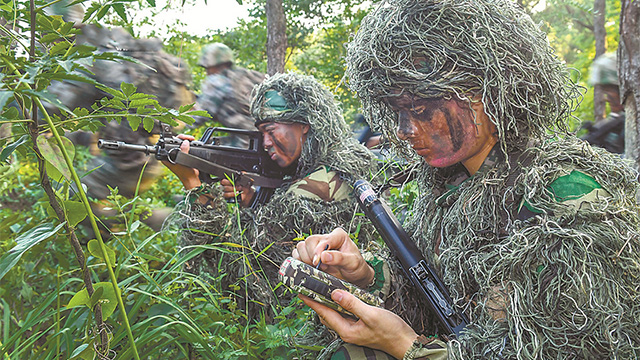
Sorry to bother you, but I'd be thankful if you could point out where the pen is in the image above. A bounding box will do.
[316,244,329,269]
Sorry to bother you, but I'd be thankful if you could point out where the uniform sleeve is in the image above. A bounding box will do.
[286,167,351,202]
[403,336,448,360]
[197,74,233,118]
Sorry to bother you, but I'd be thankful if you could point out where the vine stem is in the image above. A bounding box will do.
[34,98,141,360]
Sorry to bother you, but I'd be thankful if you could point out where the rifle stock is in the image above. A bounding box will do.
[98,127,294,207]
[353,179,469,337]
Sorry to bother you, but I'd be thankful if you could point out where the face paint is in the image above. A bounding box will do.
[389,95,497,172]
[258,122,309,168]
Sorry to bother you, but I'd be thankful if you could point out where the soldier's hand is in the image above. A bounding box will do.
[220,178,255,208]
[162,134,201,190]
[293,228,374,289]
[300,290,418,359]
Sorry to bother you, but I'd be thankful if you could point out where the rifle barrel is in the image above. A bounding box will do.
[97,139,157,155]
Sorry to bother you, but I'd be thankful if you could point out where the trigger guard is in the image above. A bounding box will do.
[167,148,181,164]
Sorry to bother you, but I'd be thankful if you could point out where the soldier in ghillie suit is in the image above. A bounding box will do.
[193,43,265,147]
[294,0,640,359]
[165,72,382,328]
[45,6,195,231]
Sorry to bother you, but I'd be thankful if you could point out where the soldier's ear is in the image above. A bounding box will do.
[301,124,310,135]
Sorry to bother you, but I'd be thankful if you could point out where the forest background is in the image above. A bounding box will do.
[0,0,625,359]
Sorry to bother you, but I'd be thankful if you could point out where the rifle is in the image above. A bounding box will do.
[97,126,295,208]
[353,179,469,337]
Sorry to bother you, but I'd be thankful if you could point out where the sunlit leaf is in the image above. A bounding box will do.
[89,286,104,308]
[120,82,136,97]
[127,115,142,131]
[143,117,155,133]
[0,222,65,281]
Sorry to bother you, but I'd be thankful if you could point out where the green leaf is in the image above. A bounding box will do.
[112,3,127,21]
[177,114,196,125]
[23,89,72,114]
[0,90,13,109]
[0,134,28,163]
[130,98,157,107]
[87,239,116,266]
[66,282,118,321]
[69,343,90,359]
[36,135,75,181]
[63,200,87,227]
[186,110,211,118]
[143,117,155,133]
[0,222,65,281]
[120,82,136,97]
[179,103,195,112]
[127,115,142,131]
[89,286,104,308]
[50,41,70,56]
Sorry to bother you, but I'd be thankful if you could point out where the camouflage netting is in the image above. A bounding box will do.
[168,72,382,350]
[345,0,640,358]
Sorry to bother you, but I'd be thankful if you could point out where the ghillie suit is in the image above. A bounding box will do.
[171,72,382,347]
[345,0,640,359]
[47,24,194,201]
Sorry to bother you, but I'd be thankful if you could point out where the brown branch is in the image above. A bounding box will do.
[27,0,109,351]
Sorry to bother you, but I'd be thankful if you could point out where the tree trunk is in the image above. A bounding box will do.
[593,0,607,122]
[265,0,287,75]
[619,0,640,168]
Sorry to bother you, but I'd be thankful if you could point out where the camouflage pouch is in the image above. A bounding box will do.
[279,257,383,319]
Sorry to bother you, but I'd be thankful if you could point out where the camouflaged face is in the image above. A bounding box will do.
[346,0,582,159]
[250,72,381,181]
[278,257,383,319]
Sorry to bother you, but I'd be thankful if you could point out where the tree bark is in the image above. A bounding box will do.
[265,0,287,75]
[593,0,607,122]
[619,0,640,168]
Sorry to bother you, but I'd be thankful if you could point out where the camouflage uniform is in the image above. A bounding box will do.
[340,0,640,359]
[581,52,625,154]
[173,72,381,351]
[45,24,194,223]
[193,43,265,147]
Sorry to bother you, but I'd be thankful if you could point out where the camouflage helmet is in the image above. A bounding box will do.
[589,52,618,86]
[197,43,235,68]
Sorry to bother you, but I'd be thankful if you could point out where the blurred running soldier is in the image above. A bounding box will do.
[193,42,265,147]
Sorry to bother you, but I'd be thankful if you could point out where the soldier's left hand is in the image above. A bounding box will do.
[220,178,255,207]
[300,289,418,359]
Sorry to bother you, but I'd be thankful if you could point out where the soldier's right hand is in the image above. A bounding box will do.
[162,134,202,190]
[293,228,375,289]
